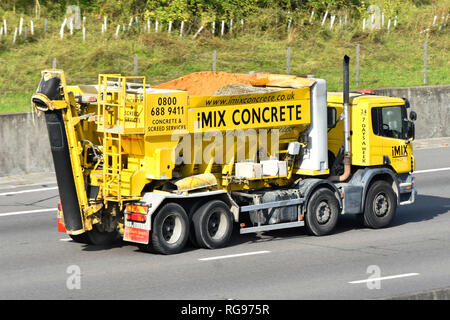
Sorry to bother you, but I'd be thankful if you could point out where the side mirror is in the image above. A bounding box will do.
[409,110,417,121]
[407,121,415,140]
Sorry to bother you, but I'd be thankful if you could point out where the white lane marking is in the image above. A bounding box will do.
[0,182,57,191]
[349,273,420,284]
[0,186,58,196]
[0,208,57,217]
[414,167,450,174]
[59,238,72,242]
[199,250,270,261]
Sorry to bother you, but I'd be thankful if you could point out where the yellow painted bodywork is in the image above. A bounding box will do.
[43,71,414,229]
[64,74,321,208]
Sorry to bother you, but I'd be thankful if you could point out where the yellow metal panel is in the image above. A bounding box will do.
[351,102,371,166]
[145,91,188,136]
[188,88,311,132]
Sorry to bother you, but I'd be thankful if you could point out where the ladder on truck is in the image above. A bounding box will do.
[97,74,146,208]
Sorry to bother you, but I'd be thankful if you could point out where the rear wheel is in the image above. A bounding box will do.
[144,203,189,255]
[192,200,233,249]
[305,188,339,236]
[86,225,120,245]
[362,180,397,228]
[69,233,91,244]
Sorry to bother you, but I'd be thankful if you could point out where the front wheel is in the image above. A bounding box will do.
[305,188,339,236]
[86,225,120,245]
[362,180,397,228]
[69,233,91,244]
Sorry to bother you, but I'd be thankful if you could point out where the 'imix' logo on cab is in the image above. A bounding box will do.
[392,145,408,158]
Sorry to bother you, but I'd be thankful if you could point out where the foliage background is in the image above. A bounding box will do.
[0,0,448,113]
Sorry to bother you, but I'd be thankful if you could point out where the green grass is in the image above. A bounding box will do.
[0,2,449,113]
[0,94,32,113]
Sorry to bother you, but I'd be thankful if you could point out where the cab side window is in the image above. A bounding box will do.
[372,106,407,139]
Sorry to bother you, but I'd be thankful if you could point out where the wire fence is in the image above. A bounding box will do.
[46,38,436,89]
[0,9,448,43]
[0,7,447,108]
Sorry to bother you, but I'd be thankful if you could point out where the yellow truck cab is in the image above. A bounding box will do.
[326,91,416,222]
[327,92,415,174]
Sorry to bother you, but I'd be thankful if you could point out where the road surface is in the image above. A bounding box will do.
[0,146,449,300]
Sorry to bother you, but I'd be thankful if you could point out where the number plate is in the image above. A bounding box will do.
[123,227,150,244]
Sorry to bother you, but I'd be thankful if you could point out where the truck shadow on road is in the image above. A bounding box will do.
[391,194,450,227]
[221,194,450,248]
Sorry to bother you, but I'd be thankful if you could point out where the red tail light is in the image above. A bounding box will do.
[127,213,146,223]
[125,204,149,214]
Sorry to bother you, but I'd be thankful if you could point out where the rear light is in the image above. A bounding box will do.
[125,204,149,214]
[127,213,146,223]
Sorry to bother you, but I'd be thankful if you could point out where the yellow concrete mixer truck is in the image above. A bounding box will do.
[31,56,417,254]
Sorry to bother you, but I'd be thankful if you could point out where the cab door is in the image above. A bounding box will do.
[371,105,412,174]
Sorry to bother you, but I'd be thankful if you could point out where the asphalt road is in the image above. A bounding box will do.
[0,146,449,300]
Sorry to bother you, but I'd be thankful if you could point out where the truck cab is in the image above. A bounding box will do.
[326,92,417,216]
[327,92,415,173]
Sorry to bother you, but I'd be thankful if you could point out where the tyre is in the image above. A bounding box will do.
[188,220,200,248]
[362,180,397,228]
[192,200,233,249]
[187,200,208,248]
[69,233,91,244]
[305,188,339,236]
[147,203,189,255]
[86,225,120,245]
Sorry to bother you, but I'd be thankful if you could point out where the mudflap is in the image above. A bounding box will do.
[123,203,152,244]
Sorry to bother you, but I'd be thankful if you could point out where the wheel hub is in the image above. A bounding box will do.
[207,211,228,240]
[316,201,331,224]
[208,214,219,236]
[162,214,182,244]
[374,193,389,217]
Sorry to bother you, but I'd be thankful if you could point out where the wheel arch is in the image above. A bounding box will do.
[349,167,400,211]
[141,190,235,223]
[297,179,343,214]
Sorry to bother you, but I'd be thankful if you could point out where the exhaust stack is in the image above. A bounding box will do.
[330,55,351,182]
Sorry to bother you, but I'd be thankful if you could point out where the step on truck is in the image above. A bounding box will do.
[32,56,417,254]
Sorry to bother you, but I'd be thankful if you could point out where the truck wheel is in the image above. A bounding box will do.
[69,233,91,244]
[363,180,397,228]
[193,200,233,249]
[86,225,120,245]
[188,220,199,248]
[305,188,339,236]
[150,203,189,255]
